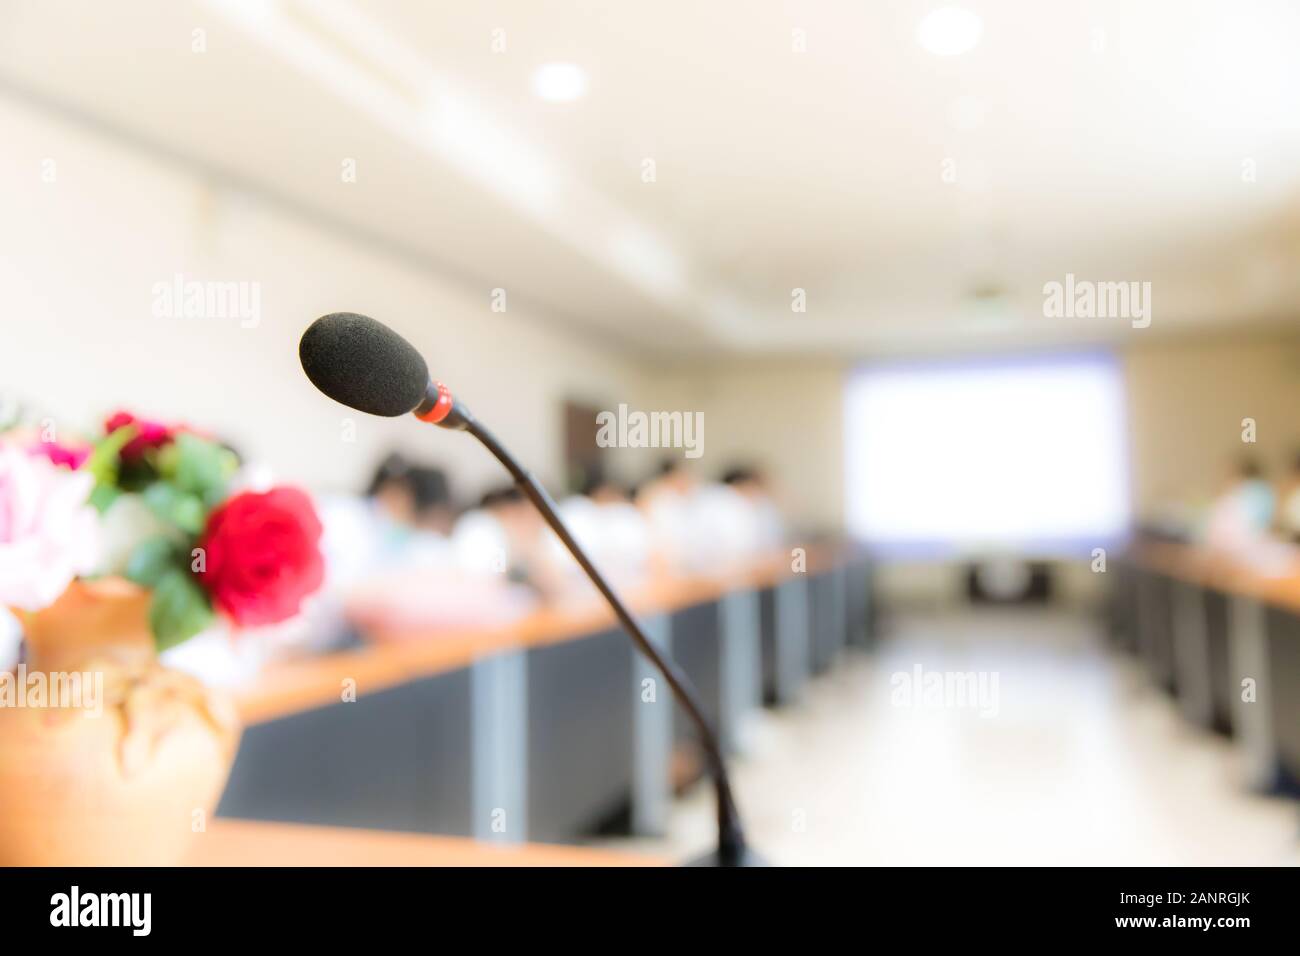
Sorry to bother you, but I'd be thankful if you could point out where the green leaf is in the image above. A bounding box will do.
[125,536,181,589]
[149,569,216,651]
[156,433,235,507]
[141,482,207,535]
[86,424,138,483]
[88,482,121,514]
[86,424,138,508]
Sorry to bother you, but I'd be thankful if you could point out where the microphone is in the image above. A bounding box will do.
[299,312,469,429]
[299,312,756,866]
[299,312,430,417]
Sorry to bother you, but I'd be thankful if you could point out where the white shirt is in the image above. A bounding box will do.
[452,510,510,575]
[691,484,760,566]
[645,483,769,573]
[549,496,651,583]
[1281,486,1300,537]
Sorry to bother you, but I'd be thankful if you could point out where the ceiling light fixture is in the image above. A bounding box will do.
[532,62,587,102]
[917,6,983,57]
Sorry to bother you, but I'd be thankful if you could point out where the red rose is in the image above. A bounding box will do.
[105,410,174,461]
[197,487,325,627]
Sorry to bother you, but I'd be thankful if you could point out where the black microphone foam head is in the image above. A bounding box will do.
[299,312,430,417]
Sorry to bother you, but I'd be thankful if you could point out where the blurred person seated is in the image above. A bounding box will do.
[365,452,420,556]
[638,459,775,575]
[399,466,457,567]
[637,458,699,574]
[721,465,787,553]
[1203,456,1276,555]
[545,472,651,590]
[317,453,452,581]
[313,453,538,641]
[452,485,565,595]
[1278,451,1300,544]
[409,466,456,536]
[343,469,539,636]
[690,473,765,570]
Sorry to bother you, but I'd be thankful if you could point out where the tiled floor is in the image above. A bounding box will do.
[598,608,1300,866]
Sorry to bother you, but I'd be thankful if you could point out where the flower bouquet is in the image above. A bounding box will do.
[0,410,325,865]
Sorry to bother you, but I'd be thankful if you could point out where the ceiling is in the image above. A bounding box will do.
[2,0,1299,357]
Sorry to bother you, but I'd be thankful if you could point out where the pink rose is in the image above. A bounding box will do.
[31,441,91,470]
[0,443,102,611]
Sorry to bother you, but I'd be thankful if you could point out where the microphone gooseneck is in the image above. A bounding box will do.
[461,412,749,865]
[299,312,752,866]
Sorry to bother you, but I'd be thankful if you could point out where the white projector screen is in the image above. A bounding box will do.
[844,354,1130,552]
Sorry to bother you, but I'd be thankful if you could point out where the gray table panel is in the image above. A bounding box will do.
[525,628,634,841]
[671,601,723,743]
[809,569,846,674]
[217,668,473,835]
[1264,607,1300,792]
[1137,570,1177,693]
[759,586,779,704]
[1204,588,1233,734]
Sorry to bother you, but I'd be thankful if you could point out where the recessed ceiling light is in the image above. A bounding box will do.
[532,63,587,102]
[917,6,983,57]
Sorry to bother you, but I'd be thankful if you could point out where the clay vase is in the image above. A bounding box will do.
[0,578,241,865]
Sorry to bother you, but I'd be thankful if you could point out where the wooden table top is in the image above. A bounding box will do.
[1129,539,1300,615]
[234,548,842,725]
[188,819,664,867]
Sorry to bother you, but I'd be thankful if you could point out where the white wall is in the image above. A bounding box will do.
[1122,333,1300,515]
[657,360,848,533]
[663,332,1300,538]
[9,85,1295,533]
[0,93,655,501]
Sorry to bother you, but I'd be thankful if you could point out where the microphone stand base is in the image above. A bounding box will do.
[684,846,768,867]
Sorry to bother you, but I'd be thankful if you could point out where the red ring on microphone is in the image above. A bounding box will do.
[417,382,454,424]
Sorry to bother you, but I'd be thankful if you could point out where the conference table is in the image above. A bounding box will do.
[217,545,871,849]
[188,819,662,866]
[1116,538,1300,792]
